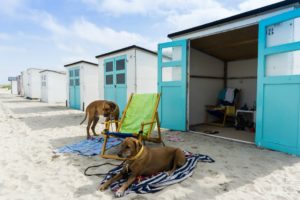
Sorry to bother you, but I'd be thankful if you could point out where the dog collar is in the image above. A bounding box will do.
[128,145,144,161]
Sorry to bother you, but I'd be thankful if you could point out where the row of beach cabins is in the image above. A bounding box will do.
[10,45,157,114]
[7,1,300,156]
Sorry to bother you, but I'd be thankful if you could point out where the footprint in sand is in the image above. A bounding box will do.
[130,195,148,200]
[20,174,29,181]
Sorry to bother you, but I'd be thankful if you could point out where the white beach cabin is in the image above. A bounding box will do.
[21,71,27,97]
[96,45,157,113]
[23,68,43,99]
[157,0,300,156]
[8,77,18,95]
[64,60,99,111]
[17,75,22,95]
[40,70,67,104]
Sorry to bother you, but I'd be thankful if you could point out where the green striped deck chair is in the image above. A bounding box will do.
[101,93,163,159]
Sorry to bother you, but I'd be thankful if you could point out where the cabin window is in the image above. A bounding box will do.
[116,59,125,71]
[105,62,113,72]
[106,74,113,85]
[116,73,125,84]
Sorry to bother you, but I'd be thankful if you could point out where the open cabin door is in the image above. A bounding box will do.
[158,40,188,131]
[256,8,300,156]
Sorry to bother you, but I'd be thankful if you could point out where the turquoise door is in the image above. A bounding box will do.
[69,68,80,110]
[158,39,188,131]
[256,8,300,156]
[104,55,127,115]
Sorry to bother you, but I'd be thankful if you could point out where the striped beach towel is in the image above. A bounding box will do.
[100,152,214,196]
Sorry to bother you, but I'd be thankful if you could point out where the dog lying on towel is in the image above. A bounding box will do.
[99,137,186,197]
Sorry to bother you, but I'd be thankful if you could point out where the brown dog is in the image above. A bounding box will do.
[80,100,119,139]
[99,137,186,197]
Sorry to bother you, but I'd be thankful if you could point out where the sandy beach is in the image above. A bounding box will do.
[0,88,300,200]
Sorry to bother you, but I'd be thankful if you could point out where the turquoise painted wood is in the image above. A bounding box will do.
[69,67,81,110]
[256,8,300,156]
[158,39,187,131]
[104,55,127,115]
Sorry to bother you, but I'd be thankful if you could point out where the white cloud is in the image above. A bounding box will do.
[30,13,158,64]
[0,0,25,15]
[0,45,26,52]
[81,0,284,32]
[239,0,282,12]
[0,33,12,40]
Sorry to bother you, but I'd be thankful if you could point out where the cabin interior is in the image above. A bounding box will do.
[188,24,258,143]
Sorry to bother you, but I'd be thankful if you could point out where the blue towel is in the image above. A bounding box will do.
[55,137,122,156]
[100,152,214,196]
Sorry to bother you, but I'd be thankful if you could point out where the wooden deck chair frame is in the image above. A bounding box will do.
[101,93,163,160]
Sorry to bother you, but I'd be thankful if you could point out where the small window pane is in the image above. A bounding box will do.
[74,69,79,77]
[162,46,182,62]
[116,73,125,84]
[116,59,125,70]
[266,17,300,47]
[69,79,74,86]
[106,75,113,85]
[162,67,181,82]
[69,71,73,77]
[266,50,300,76]
[105,62,113,72]
[75,79,80,86]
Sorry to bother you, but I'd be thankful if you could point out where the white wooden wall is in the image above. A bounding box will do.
[82,63,99,108]
[27,69,42,99]
[11,80,18,95]
[227,58,257,109]
[189,48,224,125]
[41,72,67,104]
[136,49,157,93]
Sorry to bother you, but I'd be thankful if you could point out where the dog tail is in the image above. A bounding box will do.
[80,112,88,125]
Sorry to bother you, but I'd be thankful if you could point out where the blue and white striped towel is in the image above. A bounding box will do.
[100,152,214,195]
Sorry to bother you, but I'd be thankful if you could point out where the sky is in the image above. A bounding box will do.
[0,0,282,84]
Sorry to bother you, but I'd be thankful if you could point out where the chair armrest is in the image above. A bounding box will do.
[141,121,156,126]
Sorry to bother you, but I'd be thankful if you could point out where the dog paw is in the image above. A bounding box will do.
[115,190,124,198]
[99,185,107,191]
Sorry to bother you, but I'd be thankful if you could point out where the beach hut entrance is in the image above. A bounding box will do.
[104,56,127,114]
[69,68,80,110]
[188,24,258,143]
[256,9,300,156]
[187,8,300,155]
[158,40,188,131]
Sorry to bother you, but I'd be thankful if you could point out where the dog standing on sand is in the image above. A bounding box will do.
[80,100,119,139]
[99,137,186,197]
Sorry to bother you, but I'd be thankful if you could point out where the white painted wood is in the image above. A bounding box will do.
[136,49,157,93]
[40,71,67,104]
[227,58,257,109]
[11,80,18,95]
[24,68,43,99]
[189,48,224,125]
[171,7,294,40]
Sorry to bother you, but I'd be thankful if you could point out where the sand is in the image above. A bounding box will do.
[0,88,300,200]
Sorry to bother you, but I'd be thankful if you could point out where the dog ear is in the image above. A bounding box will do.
[133,139,142,151]
[109,102,116,111]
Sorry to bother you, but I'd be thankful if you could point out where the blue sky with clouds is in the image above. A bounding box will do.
[0,0,281,84]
